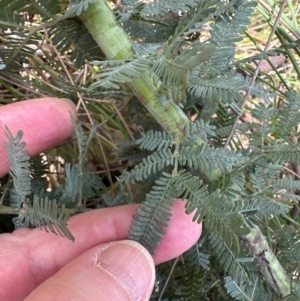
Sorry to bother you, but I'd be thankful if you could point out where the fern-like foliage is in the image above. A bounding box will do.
[275,225,300,274]
[65,0,97,17]
[237,197,291,220]
[170,0,220,42]
[263,143,300,164]
[178,144,246,173]
[135,130,173,151]
[184,119,216,144]
[3,126,75,240]
[3,117,104,241]
[0,0,61,24]
[4,127,31,209]
[128,172,177,254]
[61,118,104,206]
[3,0,300,299]
[19,196,74,241]
[90,58,149,90]
[249,103,276,147]
[118,125,249,258]
[123,18,173,43]
[0,0,102,70]
[118,148,174,184]
[274,175,300,192]
[209,233,252,286]
[47,18,102,68]
[152,54,190,104]
[60,163,83,205]
[140,0,199,17]
[173,171,250,249]
[252,172,299,207]
[187,75,245,112]
[181,0,258,120]
[196,0,257,77]
[152,43,216,104]
[215,170,245,202]
[176,270,207,300]
[245,92,300,150]
[183,240,210,272]
[118,130,246,184]
[274,91,300,140]
[224,273,274,301]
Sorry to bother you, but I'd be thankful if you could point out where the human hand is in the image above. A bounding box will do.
[0,98,202,301]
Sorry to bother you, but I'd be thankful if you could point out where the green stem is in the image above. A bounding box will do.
[0,205,77,216]
[79,0,190,140]
[242,225,290,297]
[79,0,290,296]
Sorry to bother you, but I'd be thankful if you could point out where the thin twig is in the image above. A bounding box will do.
[157,256,179,301]
[224,0,288,149]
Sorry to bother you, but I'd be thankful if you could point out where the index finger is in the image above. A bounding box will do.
[0,97,77,177]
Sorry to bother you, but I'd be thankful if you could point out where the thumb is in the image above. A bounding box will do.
[24,240,155,301]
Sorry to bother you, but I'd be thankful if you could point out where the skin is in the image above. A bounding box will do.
[0,98,202,301]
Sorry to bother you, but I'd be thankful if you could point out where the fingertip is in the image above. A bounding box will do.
[59,98,77,115]
[0,98,77,177]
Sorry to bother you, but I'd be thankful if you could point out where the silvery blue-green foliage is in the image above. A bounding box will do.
[117,0,199,25]
[275,225,300,274]
[119,128,250,283]
[4,127,74,238]
[184,119,216,143]
[175,270,207,300]
[60,163,103,206]
[90,58,149,90]
[248,91,300,148]
[47,18,102,68]
[4,119,103,241]
[119,148,174,184]
[90,0,300,298]
[4,127,31,209]
[107,0,300,298]
[119,127,246,184]
[0,0,102,70]
[215,170,245,202]
[19,196,75,241]
[136,130,174,151]
[65,0,97,17]
[183,240,210,272]
[2,0,300,299]
[224,273,273,301]
[88,0,259,110]
[60,118,104,207]
[209,233,254,286]
[275,91,300,139]
[178,144,245,173]
[0,0,61,24]
[187,75,245,109]
[128,172,177,254]
[152,43,218,104]
[195,0,256,77]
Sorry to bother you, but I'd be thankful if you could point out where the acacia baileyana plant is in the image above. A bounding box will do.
[1,0,300,300]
